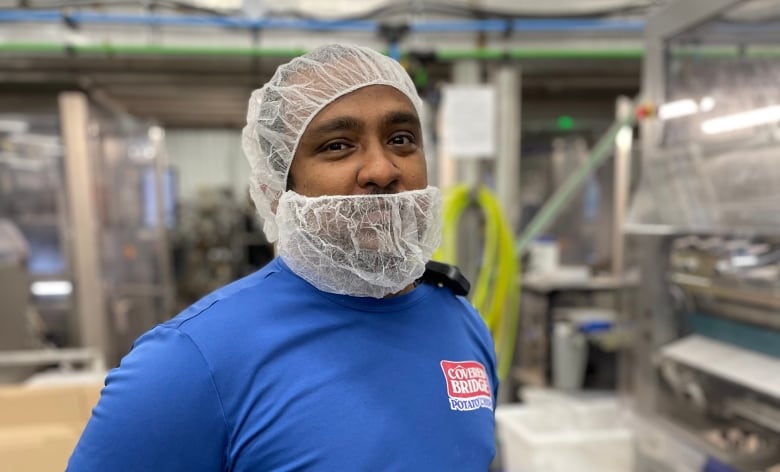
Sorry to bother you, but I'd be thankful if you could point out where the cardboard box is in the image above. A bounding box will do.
[0,384,101,426]
[0,385,84,427]
[0,424,81,472]
[0,383,103,472]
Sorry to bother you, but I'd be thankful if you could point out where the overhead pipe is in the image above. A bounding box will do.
[0,42,643,60]
[0,42,307,56]
[410,18,644,33]
[69,12,378,31]
[9,41,777,61]
[0,9,643,33]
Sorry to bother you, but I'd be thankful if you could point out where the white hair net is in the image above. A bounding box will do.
[276,187,442,298]
[242,43,424,242]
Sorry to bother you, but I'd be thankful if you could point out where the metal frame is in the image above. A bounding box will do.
[630,235,677,414]
[495,63,521,233]
[634,0,753,399]
[640,0,744,159]
[150,130,176,325]
[611,96,633,276]
[630,4,780,468]
[632,0,750,414]
[59,92,110,364]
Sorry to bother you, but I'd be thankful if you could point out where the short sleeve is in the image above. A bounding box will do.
[67,325,228,471]
[489,341,500,405]
[456,295,500,404]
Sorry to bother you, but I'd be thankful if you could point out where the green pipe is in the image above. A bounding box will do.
[4,41,780,60]
[0,41,644,60]
[437,48,644,60]
[0,42,307,57]
[514,112,636,257]
[77,44,308,57]
[0,42,306,57]
[0,42,65,53]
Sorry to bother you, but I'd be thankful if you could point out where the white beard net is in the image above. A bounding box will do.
[241,44,423,243]
[276,187,442,298]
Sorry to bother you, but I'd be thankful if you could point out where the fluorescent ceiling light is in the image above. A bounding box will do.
[31,281,73,297]
[658,99,698,120]
[699,96,715,112]
[702,105,780,135]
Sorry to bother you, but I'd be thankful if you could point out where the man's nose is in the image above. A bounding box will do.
[356,142,401,192]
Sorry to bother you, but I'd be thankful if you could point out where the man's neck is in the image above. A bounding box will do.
[385,282,417,298]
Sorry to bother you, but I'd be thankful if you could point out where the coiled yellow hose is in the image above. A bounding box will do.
[434,184,520,381]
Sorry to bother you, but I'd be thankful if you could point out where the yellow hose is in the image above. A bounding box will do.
[434,184,520,381]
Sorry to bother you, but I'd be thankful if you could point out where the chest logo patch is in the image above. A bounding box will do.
[440,360,493,412]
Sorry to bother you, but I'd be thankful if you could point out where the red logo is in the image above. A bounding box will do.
[440,360,493,411]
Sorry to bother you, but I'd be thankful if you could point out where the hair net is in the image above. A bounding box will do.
[242,43,424,242]
[276,187,442,298]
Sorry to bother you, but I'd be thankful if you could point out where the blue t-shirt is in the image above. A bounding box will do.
[68,257,498,471]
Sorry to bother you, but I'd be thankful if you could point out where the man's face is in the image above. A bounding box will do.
[288,85,427,196]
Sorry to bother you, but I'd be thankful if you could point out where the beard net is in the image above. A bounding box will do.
[276,187,442,298]
[242,44,424,242]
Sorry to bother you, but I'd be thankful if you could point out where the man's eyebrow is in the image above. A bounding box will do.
[384,111,420,127]
[312,116,364,135]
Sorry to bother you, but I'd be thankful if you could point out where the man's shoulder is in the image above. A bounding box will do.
[116,259,310,390]
[423,286,481,319]
[446,293,494,343]
[163,257,302,331]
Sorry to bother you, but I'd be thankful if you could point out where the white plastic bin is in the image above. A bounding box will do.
[495,400,634,472]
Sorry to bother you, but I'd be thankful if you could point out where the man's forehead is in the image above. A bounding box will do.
[307,86,419,127]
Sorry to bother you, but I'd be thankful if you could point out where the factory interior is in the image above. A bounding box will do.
[2,0,780,470]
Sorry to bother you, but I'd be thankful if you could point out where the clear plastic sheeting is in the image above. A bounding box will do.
[706,143,780,229]
[629,8,780,232]
[663,59,780,147]
[242,43,423,242]
[629,145,718,230]
[629,134,780,232]
[548,136,614,266]
[276,187,441,298]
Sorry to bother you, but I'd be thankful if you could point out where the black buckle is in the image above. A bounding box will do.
[420,261,470,296]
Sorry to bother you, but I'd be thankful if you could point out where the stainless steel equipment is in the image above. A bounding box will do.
[627,1,780,470]
[58,93,176,365]
[0,116,73,347]
[0,219,35,382]
[0,96,175,370]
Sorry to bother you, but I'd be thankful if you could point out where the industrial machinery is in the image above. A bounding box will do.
[627,1,780,470]
[0,115,72,347]
[0,95,175,372]
[54,93,176,366]
[0,219,36,382]
[171,187,260,309]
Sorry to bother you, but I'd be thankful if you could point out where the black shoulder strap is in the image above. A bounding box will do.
[420,261,470,296]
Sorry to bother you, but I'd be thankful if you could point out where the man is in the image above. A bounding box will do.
[68,43,498,471]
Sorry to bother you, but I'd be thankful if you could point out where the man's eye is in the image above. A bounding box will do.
[389,134,415,146]
[320,141,349,153]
